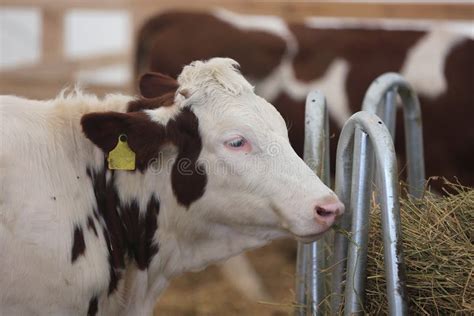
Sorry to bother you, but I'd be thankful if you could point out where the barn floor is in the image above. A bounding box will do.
[154,239,297,316]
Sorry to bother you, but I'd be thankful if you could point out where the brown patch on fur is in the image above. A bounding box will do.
[83,106,207,292]
[87,167,123,295]
[71,225,86,263]
[119,196,160,270]
[87,296,98,316]
[82,105,207,206]
[168,107,207,207]
[86,166,161,294]
[139,72,178,99]
[135,11,287,81]
[87,216,98,237]
[290,26,424,85]
[81,111,167,171]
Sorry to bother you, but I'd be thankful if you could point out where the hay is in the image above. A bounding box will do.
[362,181,473,315]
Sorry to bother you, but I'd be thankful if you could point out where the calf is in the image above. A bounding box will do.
[0,58,343,315]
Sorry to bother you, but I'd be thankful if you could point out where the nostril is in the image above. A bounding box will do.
[315,206,334,218]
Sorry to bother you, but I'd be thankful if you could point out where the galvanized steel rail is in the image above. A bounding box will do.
[362,72,425,198]
[297,73,425,316]
[331,112,407,315]
[295,91,330,316]
[334,73,425,315]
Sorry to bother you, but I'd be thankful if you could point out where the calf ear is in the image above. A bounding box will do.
[139,72,178,99]
[81,111,166,170]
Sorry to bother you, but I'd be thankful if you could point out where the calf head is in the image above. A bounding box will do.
[82,58,343,253]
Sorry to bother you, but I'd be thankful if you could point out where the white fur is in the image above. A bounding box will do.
[304,17,474,39]
[0,58,339,315]
[213,8,294,44]
[145,105,181,126]
[256,58,351,127]
[401,28,466,99]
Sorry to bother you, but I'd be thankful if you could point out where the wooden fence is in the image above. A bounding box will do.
[0,0,473,99]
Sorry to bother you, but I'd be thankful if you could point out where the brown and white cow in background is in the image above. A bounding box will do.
[0,58,343,315]
[136,9,474,189]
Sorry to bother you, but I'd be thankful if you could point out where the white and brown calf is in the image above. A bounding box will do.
[0,58,343,315]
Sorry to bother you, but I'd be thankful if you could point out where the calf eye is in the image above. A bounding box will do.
[224,136,251,152]
[228,138,245,148]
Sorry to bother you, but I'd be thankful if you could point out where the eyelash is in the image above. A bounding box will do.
[228,138,246,148]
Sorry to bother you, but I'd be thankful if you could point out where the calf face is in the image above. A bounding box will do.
[83,58,343,246]
[177,59,343,241]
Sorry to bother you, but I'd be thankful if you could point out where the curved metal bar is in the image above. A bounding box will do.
[330,127,354,315]
[343,128,373,315]
[340,83,397,314]
[295,91,330,315]
[381,88,397,138]
[362,72,425,198]
[334,112,408,316]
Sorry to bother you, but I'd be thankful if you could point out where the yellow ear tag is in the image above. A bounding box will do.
[107,134,136,170]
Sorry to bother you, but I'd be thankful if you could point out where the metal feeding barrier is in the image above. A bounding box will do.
[295,73,425,316]
[295,91,331,315]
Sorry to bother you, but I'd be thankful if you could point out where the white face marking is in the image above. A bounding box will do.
[176,58,342,239]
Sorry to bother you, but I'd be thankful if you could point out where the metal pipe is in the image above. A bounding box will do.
[343,129,373,315]
[296,91,330,315]
[330,130,354,315]
[295,242,308,316]
[336,112,408,316]
[342,84,397,315]
[308,92,332,316]
[362,73,425,198]
[381,88,397,138]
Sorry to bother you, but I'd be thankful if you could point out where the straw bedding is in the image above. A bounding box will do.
[361,181,473,315]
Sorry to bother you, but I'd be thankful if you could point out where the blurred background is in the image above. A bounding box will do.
[1,0,472,98]
[1,1,473,315]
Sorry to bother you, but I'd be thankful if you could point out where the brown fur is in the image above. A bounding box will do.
[86,167,123,295]
[394,39,474,191]
[71,225,86,263]
[139,72,179,99]
[86,216,98,237]
[119,196,160,270]
[81,111,168,171]
[135,11,286,80]
[168,107,207,207]
[87,296,98,316]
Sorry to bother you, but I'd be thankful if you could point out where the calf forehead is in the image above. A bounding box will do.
[177,58,287,136]
[196,92,288,138]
